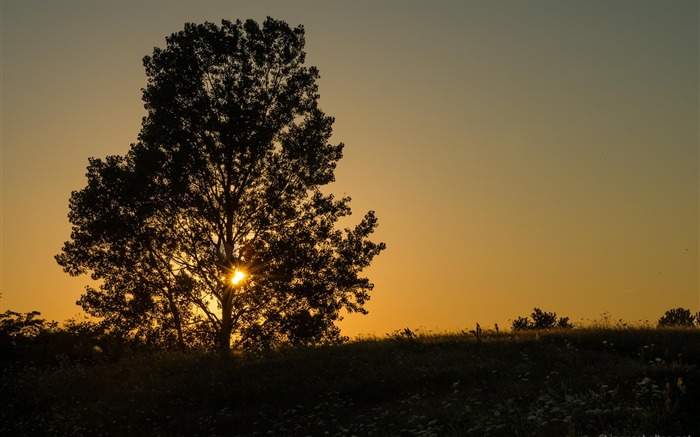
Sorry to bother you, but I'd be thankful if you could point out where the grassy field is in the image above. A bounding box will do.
[2,327,700,436]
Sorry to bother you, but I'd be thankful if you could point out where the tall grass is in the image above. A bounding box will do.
[2,327,699,436]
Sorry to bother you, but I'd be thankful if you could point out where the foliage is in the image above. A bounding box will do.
[56,17,385,351]
[1,310,56,360]
[0,310,56,339]
[511,316,531,331]
[0,311,126,364]
[657,307,696,328]
[511,307,573,331]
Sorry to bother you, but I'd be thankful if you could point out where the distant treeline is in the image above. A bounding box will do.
[1,307,699,363]
[0,311,135,364]
[509,307,700,331]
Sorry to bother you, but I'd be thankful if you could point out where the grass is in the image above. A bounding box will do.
[2,327,700,436]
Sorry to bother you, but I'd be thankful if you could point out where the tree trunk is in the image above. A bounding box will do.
[219,286,234,351]
[166,292,186,350]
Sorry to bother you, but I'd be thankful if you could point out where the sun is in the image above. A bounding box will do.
[231,269,246,285]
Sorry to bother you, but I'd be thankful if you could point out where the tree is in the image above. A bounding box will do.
[0,310,56,339]
[511,308,573,331]
[657,308,696,327]
[0,310,58,360]
[511,316,531,331]
[56,18,385,351]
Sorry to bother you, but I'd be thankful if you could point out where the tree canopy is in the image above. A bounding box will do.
[56,18,385,351]
[511,308,572,331]
[657,308,696,328]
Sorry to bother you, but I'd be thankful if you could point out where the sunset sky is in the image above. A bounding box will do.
[2,0,698,338]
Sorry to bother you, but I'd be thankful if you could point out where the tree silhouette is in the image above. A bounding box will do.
[0,310,55,339]
[657,308,696,327]
[511,316,531,331]
[511,308,572,331]
[56,18,385,351]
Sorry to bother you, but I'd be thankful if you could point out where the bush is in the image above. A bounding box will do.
[512,316,532,331]
[512,308,573,331]
[657,308,696,328]
[0,310,57,359]
[0,310,128,364]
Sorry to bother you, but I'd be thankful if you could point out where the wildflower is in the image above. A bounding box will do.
[677,377,686,393]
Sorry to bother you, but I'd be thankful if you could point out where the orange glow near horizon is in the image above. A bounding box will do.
[1,1,698,339]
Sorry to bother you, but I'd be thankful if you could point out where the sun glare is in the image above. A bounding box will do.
[231,269,246,285]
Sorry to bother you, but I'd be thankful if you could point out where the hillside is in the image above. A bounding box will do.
[2,328,700,436]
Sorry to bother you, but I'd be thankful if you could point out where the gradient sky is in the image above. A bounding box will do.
[2,0,698,338]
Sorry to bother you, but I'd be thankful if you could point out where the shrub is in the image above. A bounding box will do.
[657,308,696,328]
[512,308,573,331]
[512,316,532,331]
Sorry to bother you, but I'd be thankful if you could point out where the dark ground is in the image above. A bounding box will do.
[2,327,700,436]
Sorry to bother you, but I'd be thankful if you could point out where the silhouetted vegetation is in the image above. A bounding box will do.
[0,310,57,360]
[657,307,698,328]
[3,323,700,436]
[511,307,573,331]
[0,311,129,364]
[55,18,384,351]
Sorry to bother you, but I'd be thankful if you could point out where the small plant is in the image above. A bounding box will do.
[468,323,483,343]
[387,327,417,340]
